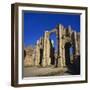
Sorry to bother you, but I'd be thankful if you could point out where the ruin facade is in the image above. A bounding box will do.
[24,24,80,68]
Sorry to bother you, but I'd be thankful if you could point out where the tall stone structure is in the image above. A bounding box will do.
[56,24,65,67]
[77,33,80,55]
[42,31,51,67]
[35,40,41,66]
[24,24,80,68]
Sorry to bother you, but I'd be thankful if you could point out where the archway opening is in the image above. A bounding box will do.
[70,47,74,63]
[49,33,57,65]
[65,42,72,66]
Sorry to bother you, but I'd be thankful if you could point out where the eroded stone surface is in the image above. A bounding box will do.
[24,24,80,69]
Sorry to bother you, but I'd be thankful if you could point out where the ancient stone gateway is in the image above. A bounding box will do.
[41,24,65,67]
[40,24,64,67]
[26,24,80,68]
[41,24,80,68]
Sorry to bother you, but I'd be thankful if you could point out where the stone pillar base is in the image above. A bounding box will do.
[62,59,66,67]
[42,58,47,67]
[35,60,40,66]
[57,58,64,68]
[42,57,51,67]
[47,57,51,66]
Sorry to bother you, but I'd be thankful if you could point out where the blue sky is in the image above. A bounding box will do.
[23,11,80,48]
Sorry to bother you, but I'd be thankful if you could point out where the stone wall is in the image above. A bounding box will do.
[24,46,34,66]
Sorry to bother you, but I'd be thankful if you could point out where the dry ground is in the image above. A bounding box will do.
[24,66,70,77]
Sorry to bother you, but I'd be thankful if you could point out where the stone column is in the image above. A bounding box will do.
[74,31,79,55]
[42,31,51,67]
[71,31,75,61]
[35,40,40,66]
[62,28,66,67]
[39,37,44,65]
[77,33,80,55]
[62,46,65,66]
[57,24,64,67]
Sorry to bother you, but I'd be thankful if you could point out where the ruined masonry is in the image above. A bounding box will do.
[24,24,80,68]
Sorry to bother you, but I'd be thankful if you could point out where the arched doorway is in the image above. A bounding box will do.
[49,33,57,65]
[65,42,72,66]
[64,42,80,74]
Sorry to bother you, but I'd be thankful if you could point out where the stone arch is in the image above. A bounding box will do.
[49,31,58,66]
[64,42,72,66]
[35,24,80,68]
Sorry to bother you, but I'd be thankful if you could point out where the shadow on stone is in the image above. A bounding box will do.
[66,55,80,75]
